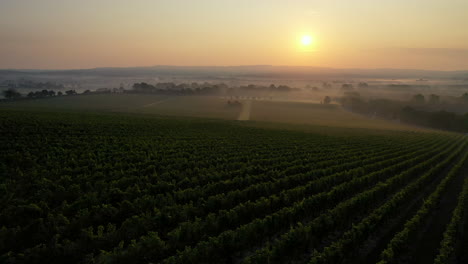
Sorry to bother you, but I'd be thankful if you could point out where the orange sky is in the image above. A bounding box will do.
[1,0,468,70]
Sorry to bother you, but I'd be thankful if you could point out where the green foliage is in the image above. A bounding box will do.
[433,172,468,263]
[378,150,468,263]
[2,88,22,99]
[0,109,464,263]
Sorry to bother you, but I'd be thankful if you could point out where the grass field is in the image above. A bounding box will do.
[249,100,410,130]
[0,94,415,131]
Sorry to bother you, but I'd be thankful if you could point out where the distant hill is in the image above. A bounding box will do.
[1,65,468,80]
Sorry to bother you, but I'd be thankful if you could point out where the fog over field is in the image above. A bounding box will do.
[2,65,468,129]
[3,1,468,264]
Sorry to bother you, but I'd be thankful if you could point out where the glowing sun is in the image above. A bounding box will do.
[301,35,313,46]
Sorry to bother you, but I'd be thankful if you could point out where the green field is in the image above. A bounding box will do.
[0,94,414,131]
[249,100,410,130]
[0,94,239,119]
[1,107,468,264]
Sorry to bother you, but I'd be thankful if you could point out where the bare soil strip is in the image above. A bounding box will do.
[357,153,466,264]
[142,98,170,108]
[411,162,468,263]
[459,205,468,263]
[237,100,252,121]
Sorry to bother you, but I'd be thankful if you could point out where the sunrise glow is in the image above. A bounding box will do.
[301,35,313,46]
[1,1,467,70]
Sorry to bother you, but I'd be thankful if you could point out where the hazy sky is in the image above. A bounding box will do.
[1,0,468,70]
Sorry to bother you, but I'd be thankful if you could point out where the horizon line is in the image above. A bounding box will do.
[1,65,468,73]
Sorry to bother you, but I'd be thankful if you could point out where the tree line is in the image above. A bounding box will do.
[341,92,468,132]
[1,88,78,99]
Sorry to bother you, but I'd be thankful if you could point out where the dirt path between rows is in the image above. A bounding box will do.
[142,98,170,108]
[458,203,468,263]
[358,151,466,264]
[410,160,468,263]
[237,100,252,121]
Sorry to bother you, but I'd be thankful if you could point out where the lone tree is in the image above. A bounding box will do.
[65,90,77,95]
[461,93,468,102]
[323,96,331,104]
[429,94,440,104]
[2,88,22,99]
[341,84,354,91]
[411,94,425,104]
[358,82,369,88]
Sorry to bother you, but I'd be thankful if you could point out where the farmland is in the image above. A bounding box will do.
[0,94,412,130]
[1,107,468,264]
[3,0,468,262]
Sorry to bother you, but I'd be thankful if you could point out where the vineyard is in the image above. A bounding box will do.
[1,109,468,264]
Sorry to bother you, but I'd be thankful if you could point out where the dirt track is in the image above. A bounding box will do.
[237,100,252,121]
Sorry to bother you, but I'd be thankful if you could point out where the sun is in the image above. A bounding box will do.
[301,35,313,46]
